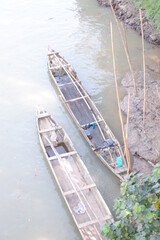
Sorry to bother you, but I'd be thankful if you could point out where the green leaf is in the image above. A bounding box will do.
[146,212,153,220]
[134,203,141,213]
[101,225,110,235]
[123,209,131,217]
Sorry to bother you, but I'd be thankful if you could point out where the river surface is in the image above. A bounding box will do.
[0,0,160,239]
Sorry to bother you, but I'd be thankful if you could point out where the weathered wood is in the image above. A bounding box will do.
[48,151,77,160]
[80,120,104,128]
[64,183,96,196]
[37,113,50,119]
[37,107,113,240]
[109,0,137,96]
[78,215,112,229]
[65,96,88,103]
[58,82,73,87]
[139,9,146,128]
[110,22,131,174]
[39,126,62,133]
[48,49,128,181]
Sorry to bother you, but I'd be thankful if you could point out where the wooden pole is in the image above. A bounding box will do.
[110,22,131,174]
[126,91,131,140]
[109,0,137,97]
[139,9,146,128]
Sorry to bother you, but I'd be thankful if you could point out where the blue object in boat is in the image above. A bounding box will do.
[116,156,123,167]
[93,122,96,129]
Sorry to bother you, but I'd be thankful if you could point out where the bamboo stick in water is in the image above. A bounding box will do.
[109,0,137,97]
[126,91,131,140]
[139,9,146,128]
[110,22,131,174]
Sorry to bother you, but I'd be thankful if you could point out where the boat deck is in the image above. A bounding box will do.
[48,50,128,180]
[37,111,113,239]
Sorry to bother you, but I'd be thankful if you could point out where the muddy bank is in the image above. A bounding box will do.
[121,63,160,174]
[98,0,160,45]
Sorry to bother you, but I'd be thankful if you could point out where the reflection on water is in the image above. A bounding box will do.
[0,0,159,239]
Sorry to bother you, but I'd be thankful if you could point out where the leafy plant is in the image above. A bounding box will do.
[134,0,160,29]
[101,163,160,240]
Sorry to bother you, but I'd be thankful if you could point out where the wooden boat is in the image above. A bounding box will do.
[48,49,128,181]
[37,107,113,240]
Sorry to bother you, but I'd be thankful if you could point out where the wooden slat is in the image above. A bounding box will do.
[64,183,96,196]
[58,82,73,87]
[65,96,88,103]
[37,113,50,119]
[80,119,104,128]
[78,215,112,229]
[115,167,127,174]
[49,64,69,70]
[39,126,62,133]
[48,151,77,160]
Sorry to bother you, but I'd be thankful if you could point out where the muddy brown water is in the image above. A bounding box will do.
[0,0,159,239]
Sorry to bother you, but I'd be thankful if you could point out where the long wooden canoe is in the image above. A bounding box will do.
[48,49,128,181]
[37,107,113,240]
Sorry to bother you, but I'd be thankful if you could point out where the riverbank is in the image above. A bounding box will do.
[98,0,160,175]
[121,61,160,175]
[97,0,160,45]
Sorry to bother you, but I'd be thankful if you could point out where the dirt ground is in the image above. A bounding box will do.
[121,64,160,175]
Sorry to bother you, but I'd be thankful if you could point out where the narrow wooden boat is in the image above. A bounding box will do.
[48,49,128,181]
[37,107,113,240]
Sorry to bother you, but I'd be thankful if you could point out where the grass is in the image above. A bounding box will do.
[134,0,160,29]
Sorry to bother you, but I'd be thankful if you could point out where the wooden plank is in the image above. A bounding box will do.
[49,64,69,70]
[49,151,77,160]
[39,126,62,133]
[65,96,88,103]
[64,183,96,196]
[78,215,112,229]
[37,113,51,119]
[80,120,104,128]
[58,82,73,87]
[115,167,127,174]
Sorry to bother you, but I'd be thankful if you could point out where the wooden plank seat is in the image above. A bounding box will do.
[63,183,96,196]
[58,82,73,87]
[37,113,51,119]
[39,126,62,133]
[115,167,128,174]
[65,96,88,103]
[81,119,104,128]
[48,151,77,160]
[49,64,69,70]
[78,215,113,229]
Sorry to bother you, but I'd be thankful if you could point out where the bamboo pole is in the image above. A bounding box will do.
[110,22,131,174]
[139,9,146,128]
[121,22,129,56]
[109,0,137,96]
[126,91,131,140]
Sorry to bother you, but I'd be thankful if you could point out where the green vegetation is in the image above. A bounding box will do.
[101,164,160,240]
[134,0,160,29]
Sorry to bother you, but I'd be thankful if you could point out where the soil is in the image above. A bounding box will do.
[120,64,160,175]
[97,0,160,45]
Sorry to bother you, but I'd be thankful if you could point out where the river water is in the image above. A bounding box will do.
[0,0,160,239]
